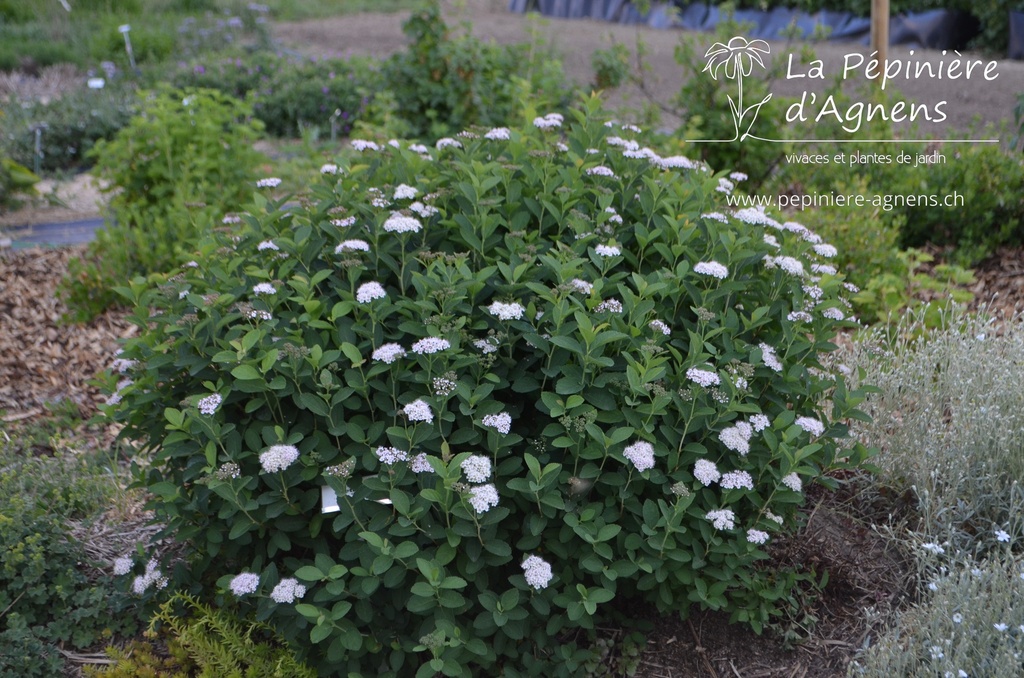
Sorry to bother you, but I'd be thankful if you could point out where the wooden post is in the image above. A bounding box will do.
[871,0,889,83]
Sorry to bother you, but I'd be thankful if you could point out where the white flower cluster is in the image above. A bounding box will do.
[356,281,387,304]
[260,444,300,473]
[595,298,623,313]
[693,459,720,486]
[409,201,438,218]
[758,343,783,372]
[781,472,802,492]
[403,399,433,423]
[468,483,499,513]
[351,139,380,152]
[331,216,357,228]
[473,338,499,354]
[248,309,272,322]
[376,446,409,465]
[335,239,370,254]
[111,355,138,374]
[197,393,222,415]
[686,367,720,388]
[570,278,593,295]
[383,212,422,234]
[716,178,735,194]
[764,255,805,277]
[320,163,338,175]
[435,137,462,150]
[733,207,776,226]
[409,143,430,154]
[372,343,406,364]
[821,307,845,321]
[811,263,837,275]
[482,412,512,435]
[813,243,838,258]
[746,529,769,545]
[488,301,525,321]
[705,509,735,530]
[521,555,553,589]
[720,470,754,490]
[113,556,133,576]
[586,165,617,178]
[410,453,433,474]
[412,337,450,354]
[229,572,260,596]
[461,455,492,483]
[393,184,418,200]
[252,282,276,296]
[595,243,621,257]
[749,414,770,432]
[604,206,623,224]
[485,127,511,140]
[256,177,281,188]
[787,311,813,323]
[257,240,279,251]
[270,577,306,604]
[694,261,728,279]
[656,155,699,170]
[432,375,457,396]
[222,214,242,224]
[649,319,671,336]
[532,112,563,129]
[719,421,753,455]
[131,558,168,595]
[790,417,823,438]
[622,440,655,472]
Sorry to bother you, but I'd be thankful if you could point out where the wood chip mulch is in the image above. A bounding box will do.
[969,246,1024,321]
[0,245,135,423]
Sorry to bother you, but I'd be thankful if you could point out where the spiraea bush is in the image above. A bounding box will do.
[105,98,873,675]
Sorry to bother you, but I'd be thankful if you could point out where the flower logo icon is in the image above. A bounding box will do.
[702,36,773,141]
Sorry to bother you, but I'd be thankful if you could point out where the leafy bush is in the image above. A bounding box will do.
[894,144,1024,265]
[381,2,572,140]
[0,40,81,72]
[673,26,793,188]
[591,42,631,91]
[0,82,137,173]
[769,118,1024,267]
[0,442,138,676]
[89,18,177,68]
[0,156,40,210]
[169,52,374,138]
[60,85,266,321]
[106,98,873,675]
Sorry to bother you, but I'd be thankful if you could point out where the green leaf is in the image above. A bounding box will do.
[231,364,261,381]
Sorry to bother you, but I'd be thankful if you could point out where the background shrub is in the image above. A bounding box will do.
[0,82,138,173]
[169,52,375,138]
[107,98,873,675]
[381,2,572,140]
[59,85,266,320]
[0,441,138,676]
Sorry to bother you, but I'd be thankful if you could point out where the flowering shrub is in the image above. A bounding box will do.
[108,98,873,674]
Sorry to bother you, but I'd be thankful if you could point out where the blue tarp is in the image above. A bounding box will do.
[508,1,988,54]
